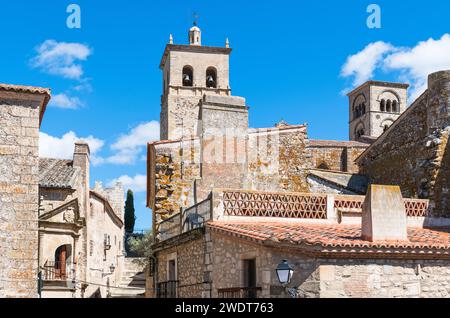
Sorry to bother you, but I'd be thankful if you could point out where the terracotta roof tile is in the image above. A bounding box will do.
[0,83,51,96]
[39,158,79,189]
[207,221,450,255]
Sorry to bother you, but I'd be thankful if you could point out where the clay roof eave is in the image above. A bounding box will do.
[206,221,450,260]
[0,83,51,127]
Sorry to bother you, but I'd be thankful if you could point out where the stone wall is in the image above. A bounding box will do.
[319,259,450,298]
[0,88,48,298]
[86,192,124,298]
[210,232,450,298]
[210,232,321,298]
[306,144,366,173]
[246,126,310,193]
[155,234,206,298]
[149,140,201,235]
[150,126,369,239]
[358,71,450,217]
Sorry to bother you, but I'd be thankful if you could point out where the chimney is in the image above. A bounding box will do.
[73,142,90,218]
[361,184,408,242]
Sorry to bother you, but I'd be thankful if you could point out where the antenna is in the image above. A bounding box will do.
[193,12,199,26]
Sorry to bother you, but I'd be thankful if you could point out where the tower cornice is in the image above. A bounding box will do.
[160,44,232,69]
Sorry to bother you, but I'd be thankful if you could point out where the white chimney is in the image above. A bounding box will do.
[361,185,408,242]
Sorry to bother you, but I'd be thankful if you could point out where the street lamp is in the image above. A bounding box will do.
[276,259,298,298]
[102,263,116,278]
[276,260,294,286]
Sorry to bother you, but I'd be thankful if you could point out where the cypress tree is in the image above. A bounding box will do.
[124,189,136,234]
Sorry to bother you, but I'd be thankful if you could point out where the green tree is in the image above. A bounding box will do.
[127,231,153,257]
[124,189,136,234]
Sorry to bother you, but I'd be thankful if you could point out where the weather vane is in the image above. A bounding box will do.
[193,12,199,26]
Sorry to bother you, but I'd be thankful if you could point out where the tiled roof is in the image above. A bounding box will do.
[307,169,369,194]
[0,83,51,125]
[308,139,369,148]
[0,83,51,96]
[39,158,80,189]
[207,221,450,258]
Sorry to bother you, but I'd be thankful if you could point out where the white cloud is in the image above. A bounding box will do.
[39,131,104,163]
[384,34,450,99]
[341,34,450,99]
[49,93,83,109]
[108,174,147,193]
[106,121,160,165]
[341,41,394,87]
[31,40,92,80]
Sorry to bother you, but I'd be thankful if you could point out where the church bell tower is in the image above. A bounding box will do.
[159,23,232,140]
[347,81,409,142]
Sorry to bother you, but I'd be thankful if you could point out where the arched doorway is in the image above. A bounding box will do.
[54,244,72,280]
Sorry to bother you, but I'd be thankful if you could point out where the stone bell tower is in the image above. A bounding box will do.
[347,81,409,141]
[159,23,232,140]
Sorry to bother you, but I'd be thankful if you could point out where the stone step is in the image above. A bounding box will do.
[121,271,145,277]
[110,287,146,298]
[119,281,146,288]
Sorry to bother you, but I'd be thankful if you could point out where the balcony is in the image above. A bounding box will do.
[218,287,262,298]
[157,280,179,298]
[42,260,75,281]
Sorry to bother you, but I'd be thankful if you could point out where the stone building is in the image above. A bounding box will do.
[148,24,369,237]
[348,81,409,141]
[146,25,450,299]
[0,84,50,298]
[357,71,450,219]
[38,142,125,298]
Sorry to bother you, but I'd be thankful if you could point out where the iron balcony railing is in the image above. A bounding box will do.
[42,260,75,281]
[182,196,212,233]
[157,280,179,298]
[218,287,262,299]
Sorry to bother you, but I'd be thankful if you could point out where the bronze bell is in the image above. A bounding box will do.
[183,74,191,85]
[207,75,215,87]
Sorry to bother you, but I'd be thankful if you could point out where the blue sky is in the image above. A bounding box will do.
[1,0,450,230]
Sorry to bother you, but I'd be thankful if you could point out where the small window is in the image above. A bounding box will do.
[206,67,217,88]
[380,99,386,112]
[243,259,257,298]
[318,162,330,170]
[182,66,193,87]
[386,100,392,112]
[392,100,398,112]
[168,260,176,281]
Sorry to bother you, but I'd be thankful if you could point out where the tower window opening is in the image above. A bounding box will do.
[386,100,392,112]
[206,67,217,88]
[356,127,365,139]
[392,100,398,112]
[383,125,390,132]
[182,66,193,87]
[380,99,386,112]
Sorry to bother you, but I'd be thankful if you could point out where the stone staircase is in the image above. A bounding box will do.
[110,258,147,298]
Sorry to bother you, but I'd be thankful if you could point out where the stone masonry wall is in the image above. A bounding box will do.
[358,93,431,199]
[156,235,205,298]
[319,258,450,298]
[210,232,450,298]
[306,145,365,173]
[358,71,450,217]
[0,91,44,298]
[246,127,311,193]
[150,140,200,233]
